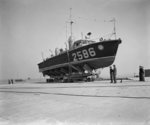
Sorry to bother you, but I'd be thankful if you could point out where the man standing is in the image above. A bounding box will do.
[113,65,117,83]
[8,79,10,84]
[141,66,145,81]
[110,66,113,83]
[139,66,142,81]
[11,79,13,84]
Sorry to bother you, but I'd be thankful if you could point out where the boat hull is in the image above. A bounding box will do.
[38,39,121,76]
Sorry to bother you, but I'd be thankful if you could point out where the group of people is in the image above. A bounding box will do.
[8,79,14,84]
[109,65,145,83]
[7,65,145,84]
[139,66,145,81]
[110,65,117,83]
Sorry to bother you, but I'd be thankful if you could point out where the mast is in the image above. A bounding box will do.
[65,8,73,81]
[113,18,116,39]
[70,8,73,37]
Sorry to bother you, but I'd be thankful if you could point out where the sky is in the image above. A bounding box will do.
[0,0,150,80]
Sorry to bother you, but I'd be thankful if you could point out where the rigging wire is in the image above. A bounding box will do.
[71,15,115,39]
[75,22,79,40]
[54,15,115,45]
[54,17,70,44]
[54,13,115,43]
[91,33,114,41]
[66,21,68,44]
[72,15,113,23]
[42,13,116,59]
[47,12,113,23]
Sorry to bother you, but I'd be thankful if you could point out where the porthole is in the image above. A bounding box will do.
[98,45,104,50]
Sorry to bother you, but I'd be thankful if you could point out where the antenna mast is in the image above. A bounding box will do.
[113,18,116,39]
[70,8,73,37]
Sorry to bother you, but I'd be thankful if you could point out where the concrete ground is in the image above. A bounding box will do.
[0,78,150,125]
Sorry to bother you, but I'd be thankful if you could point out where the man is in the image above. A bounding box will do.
[110,66,113,83]
[139,66,142,81]
[8,79,10,84]
[113,65,117,83]
[141,66,145,81]
[11,79,13,84]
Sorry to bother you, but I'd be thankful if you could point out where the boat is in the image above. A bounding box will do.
[37,11,122,82]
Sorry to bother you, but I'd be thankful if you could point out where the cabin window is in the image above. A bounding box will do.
[82,40,87,44]
[76,42,81,47]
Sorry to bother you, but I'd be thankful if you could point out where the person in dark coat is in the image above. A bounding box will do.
[110,66,113,83]
[141,66,145,81]
[113,65,117,83]
[11,79,13,84]
[139,66,142,81]
[8,79,11,84]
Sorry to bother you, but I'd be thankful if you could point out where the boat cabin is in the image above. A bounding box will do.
[73,39,95,49]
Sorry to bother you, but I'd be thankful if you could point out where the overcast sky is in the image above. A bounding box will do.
[0,0,150,80]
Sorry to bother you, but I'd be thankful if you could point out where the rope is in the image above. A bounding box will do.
[54,17,70,44]
[72,15,113,23]
[91,33,114,41]
[66,21,68,42]
[71,15,115,40]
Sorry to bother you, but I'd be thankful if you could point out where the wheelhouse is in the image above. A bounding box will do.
[73,40,96,49]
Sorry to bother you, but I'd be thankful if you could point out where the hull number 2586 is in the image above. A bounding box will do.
[72,47,96,61]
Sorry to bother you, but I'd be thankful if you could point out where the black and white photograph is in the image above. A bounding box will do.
[0,0,150,124]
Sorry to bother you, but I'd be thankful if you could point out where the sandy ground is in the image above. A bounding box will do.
[0,78,150,125]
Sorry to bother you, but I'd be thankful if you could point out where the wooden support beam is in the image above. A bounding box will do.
[46,71,54,76]
[70,65,79,71]
[83,64,93,73]
[76,66,84,73]
[60,68,68,74]
[49,70,57,75]
[54,69,62,75]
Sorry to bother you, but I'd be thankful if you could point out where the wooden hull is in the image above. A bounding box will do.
[38,39,121,77]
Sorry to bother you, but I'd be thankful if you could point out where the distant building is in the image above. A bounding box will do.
[145,69,150,77]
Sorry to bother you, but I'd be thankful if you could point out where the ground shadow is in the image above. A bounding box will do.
[0,90,150,100]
